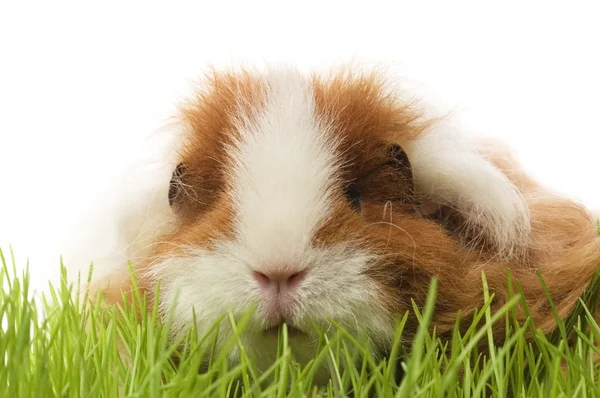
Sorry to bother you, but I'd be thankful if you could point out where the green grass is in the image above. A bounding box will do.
[2,246,600,397]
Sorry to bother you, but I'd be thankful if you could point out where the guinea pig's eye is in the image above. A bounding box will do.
[345,183,361,212]
[168,162,186,207]
[389,144,411,173]
[388,143,414,192]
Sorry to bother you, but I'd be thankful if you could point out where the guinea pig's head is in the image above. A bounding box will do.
[136,67,450,372]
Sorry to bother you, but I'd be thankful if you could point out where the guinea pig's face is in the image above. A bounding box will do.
[145,68,441,370]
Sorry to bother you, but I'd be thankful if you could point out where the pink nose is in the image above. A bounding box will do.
[252,269,306,293]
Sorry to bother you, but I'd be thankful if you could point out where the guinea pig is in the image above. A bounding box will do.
[84,65,600,381]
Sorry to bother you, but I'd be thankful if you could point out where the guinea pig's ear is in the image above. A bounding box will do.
[168,162,186,207]
[403,126,531,259]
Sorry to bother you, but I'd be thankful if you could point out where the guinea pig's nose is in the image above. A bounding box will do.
[252,269,306,293]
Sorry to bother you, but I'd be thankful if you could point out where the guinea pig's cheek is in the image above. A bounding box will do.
[145,247,258,339]
[261,247,395,342]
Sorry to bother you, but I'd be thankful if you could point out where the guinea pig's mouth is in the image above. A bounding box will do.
[263,323,305,338]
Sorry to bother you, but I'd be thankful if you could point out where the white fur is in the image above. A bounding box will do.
[404,120,531,258]
[62,129,182,284]
[145,69,394,379]
[227,69,340,263]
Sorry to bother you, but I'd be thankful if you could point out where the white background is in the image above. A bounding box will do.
[1,1,599,294]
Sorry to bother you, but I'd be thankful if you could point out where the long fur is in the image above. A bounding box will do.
[80,64,600,382]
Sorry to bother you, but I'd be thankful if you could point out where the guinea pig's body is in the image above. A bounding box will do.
[84,66,600,380]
